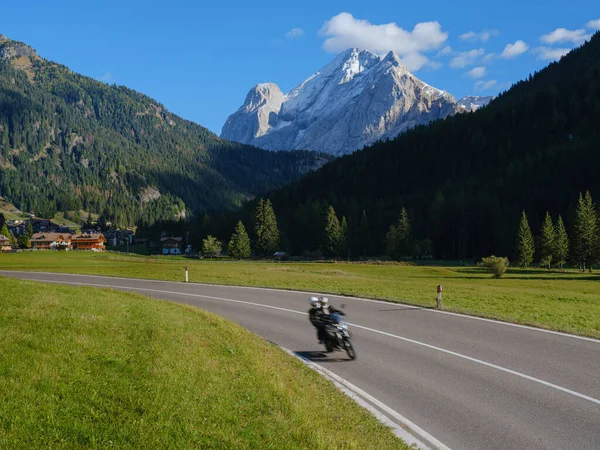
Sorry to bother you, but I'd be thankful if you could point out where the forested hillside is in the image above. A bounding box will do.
[223,32,600,259]
[0,36,328,227]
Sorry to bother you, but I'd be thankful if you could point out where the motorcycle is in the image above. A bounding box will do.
[322,307,356,360]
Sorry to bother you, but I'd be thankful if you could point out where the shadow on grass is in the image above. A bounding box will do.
[296,350,353,363]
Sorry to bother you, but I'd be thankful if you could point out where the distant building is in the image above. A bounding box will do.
[72,233,106,251]
[0,234,14,252]
[160,237,183,255]
[31,233,72,250]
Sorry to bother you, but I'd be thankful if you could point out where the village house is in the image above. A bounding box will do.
[71,233,106,251]
[0,234,14,252]
[30,233,72,250]
[160,236,183,255]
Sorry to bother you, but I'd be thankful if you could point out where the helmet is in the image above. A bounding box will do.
[309,296,320,307]
[320,297,329,306]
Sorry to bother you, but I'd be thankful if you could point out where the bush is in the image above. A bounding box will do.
[480,256,509,278]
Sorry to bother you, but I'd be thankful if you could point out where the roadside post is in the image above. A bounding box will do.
[185,266,189,283]
[436,285,443,309]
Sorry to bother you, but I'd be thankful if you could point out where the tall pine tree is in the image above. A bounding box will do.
[515,211,535,268]
[554,215,569,270]
[396,207,412,258]
[339,216,349,259]
[573,191,599,271]
[357,210,372,258]
[228,221,251,259]
[539,212,555,269]
[324,205,342,257]
[254,199,280,257]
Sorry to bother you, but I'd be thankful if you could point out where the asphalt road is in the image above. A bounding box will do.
[2,270,599,450]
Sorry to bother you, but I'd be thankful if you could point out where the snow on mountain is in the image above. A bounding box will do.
[458,96,494,112]
[221,49,462,155]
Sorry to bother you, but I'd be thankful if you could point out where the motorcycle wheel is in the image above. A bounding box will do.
[325,340,334,353]
[344,339,356,360]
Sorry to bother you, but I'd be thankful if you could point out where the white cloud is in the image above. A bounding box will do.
[475,79,498,91]
[467,66,486,78]
[460,29,499,42]
[540,28,591,44]
[449,48,485,68]
[482,52,497,63]
[500,40,529,59]
[285,28,305,39]
[319,12,448,71]
[533,46,571,61]
[425,60,443,70]
[437,45,452,56]
[586,19,600,30]
[97,72,113,83]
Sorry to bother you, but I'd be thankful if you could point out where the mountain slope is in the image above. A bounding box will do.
[0,35,328,227]
[232,33,600,259]
[222,49,460,155]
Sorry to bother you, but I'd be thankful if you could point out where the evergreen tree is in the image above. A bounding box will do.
[254,199,280,256]
[0,222,10,240]
[25,220,33,238]
[324,205,342,257]
[385,225,397,258]
[339,216,349,259]
[573,191,599,271]
[396,207,412,257]
[357,210,372,258]
[515,211,535,268]
[202,235,222,258]
[554,215,569,270]
[539,212,555,269]
[228,221,251,259]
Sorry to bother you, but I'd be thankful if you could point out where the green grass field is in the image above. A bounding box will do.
[0,277,406,449]
[1,252,599,338]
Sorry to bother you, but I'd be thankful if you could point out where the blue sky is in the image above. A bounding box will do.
[1,1,598,134]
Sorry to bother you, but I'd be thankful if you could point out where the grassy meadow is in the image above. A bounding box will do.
[0,277,406,449]
[0,251,599,338]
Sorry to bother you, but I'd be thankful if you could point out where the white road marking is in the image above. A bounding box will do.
[13,277,600,406]
[280,347,451,450]
[2,270,598,343]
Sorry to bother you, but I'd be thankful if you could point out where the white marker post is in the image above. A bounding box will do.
[185,266,189,283]
[436,285,443,309]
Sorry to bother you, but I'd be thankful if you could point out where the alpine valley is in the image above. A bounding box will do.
[222,48,492,155]
[0,35,328,227]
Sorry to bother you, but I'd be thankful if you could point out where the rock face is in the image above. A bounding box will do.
[458,96,493,112]
[222,49,462,155]
[0,37,36,62]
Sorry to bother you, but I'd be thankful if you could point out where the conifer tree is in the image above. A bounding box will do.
[357,210,372,257]
[324,206,342,257]
[385,225,397,258]
[396,207,412,257]
[573,191,599,271]
[339,216,349,258]
[202,235,221,258]
[516,211,535,268]
[228,221,251,259]
[0,223,10,241]
[539,212,555,269]
[254,199,280,257]
[554,215,569,270]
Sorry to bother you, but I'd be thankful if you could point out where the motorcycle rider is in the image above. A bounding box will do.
[308,296,326,343]
[308,296,345,344]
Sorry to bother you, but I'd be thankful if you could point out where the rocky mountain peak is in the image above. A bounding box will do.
[222,49,488,155]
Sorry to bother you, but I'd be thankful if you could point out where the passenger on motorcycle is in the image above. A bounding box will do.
[308,296,345,344]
